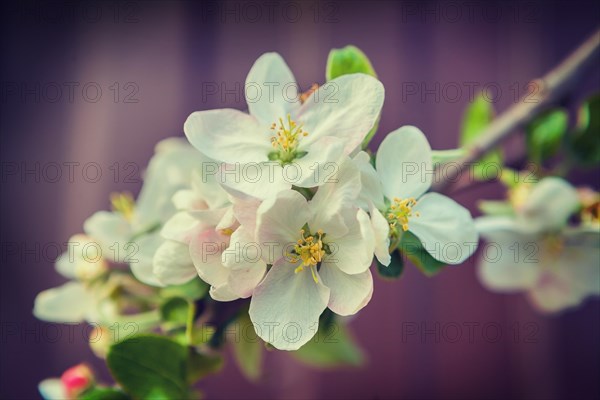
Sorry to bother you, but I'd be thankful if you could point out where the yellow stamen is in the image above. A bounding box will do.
[299,83,319,104]
[220,228,234,236]
[110,192,135,221]
[270,114,308,154]
[289,228,326,283]
[387,197,419,234]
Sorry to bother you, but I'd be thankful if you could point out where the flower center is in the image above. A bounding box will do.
[269,114,308,164]
[387,197,419,236]
[288,228,327,283]
[110,192,135,221]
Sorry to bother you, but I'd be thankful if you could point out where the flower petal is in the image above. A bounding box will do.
[256,190,311,263]
[209,284,240,302]
[519,177,581,232]
[322,209,374,275]
[376,126,433,200]
[33,282,93,323]
[409,193,478,264]
[184,109,270,164]
[153,240,197,285]
[298,74,384,155]
[189,229,230,288]
[319,266,373,316]
[39,379,67,400]
[130,234,166,287]
[249,259,330,350]
[83,211,131,262]
[245,52,301,126]
[292,136,345,188]
[218,161,291,200]
[353,151,385,210]
[370,204,391,266]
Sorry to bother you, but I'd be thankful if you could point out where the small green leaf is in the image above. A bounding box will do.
[80,387,131,400]
[291,322,364,368]
[186,348,224,384]
[399,231,446,276]
[460,93,503,180]
[326,45,377,81]
[526,109,568,164]
[160,297,189,328]
[375,250,404,279]
[106,335,189,400]
[231,312,263,381]
[326,45,379,149]
[569,94,600,165]
[160,278,208,301]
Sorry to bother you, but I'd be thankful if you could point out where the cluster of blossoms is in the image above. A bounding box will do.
[476,176,600,312]
[34,53,479,355]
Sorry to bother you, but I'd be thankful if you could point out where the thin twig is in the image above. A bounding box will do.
[432,29,600,193]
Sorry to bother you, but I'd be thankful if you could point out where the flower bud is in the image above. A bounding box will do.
[60,363,94,398]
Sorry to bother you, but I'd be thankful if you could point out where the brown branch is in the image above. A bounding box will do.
[431,28,600,193]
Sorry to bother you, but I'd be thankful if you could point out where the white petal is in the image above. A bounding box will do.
[209,284,240,302]
[245,52,301,126]
[370,205,391,266]
[38,379,67,400]
[527,270,583,313]
[135,142,204,226]
[218,161,291,200]
[322,209,374,275]
[519,177,580,232]
[153,240,197,285]
[319,267,373,316]
[376,126,433,200]
[309,155,361,234]
[83,211,131,262]
[292,136,345,188]
[189,229,230,288]
[227,262,267,298]
[184,109,270,164]
[130,234,165,287]
[249,259,330,350]
[353,151,385,210]
[298,74,384,154]
[256,190,310,264]
[160,211,201,243]
[33,282,93,323]
[409,193,478,264]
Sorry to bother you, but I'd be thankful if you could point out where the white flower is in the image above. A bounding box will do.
[249,180,374,350]
[477,177,600,313]
[154,174,267,300]
[361,126,478,264]
[184,52,384,199]
[84,138,204,286]
[38,379,67,400]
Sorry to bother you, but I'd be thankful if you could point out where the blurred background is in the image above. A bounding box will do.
[1,0,599,399]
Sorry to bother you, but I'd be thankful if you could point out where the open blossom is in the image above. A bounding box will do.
[184,52,384,199]
[33,234,112,324]
[477,177,600,312]
[152,168,267,301]
[84,138,204,286]
[359,126,478,264]
[249,166,374,350]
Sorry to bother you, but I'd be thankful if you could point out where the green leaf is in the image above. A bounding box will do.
[399,231,446,276]
[526,109,568,164]
[231,312,263,381]
[375,249,404,279]
[186,348,224,384]
[106,335,189,400]
[159,278,208,301]
[80,387,131,400]
[325,45,380,149]
[569,94,600,165]
[460,93,503,180]
[160,297,189,328]
[326,45,377,81]
[291,321,364,369]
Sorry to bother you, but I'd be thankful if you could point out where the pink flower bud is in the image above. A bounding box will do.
[60,363,94,398]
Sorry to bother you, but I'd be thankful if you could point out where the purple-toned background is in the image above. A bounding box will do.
[1,1,599,399]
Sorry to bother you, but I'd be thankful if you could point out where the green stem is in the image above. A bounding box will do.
[186,300,196,345]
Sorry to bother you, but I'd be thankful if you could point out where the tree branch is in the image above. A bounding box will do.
[431,29,600,192]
